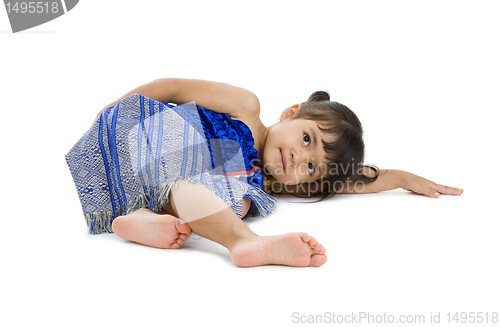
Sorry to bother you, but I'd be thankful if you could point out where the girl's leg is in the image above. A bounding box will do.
[166,181,327,266]
[185,207,327,267]
[112,206,327,267]
[112,208,192,249]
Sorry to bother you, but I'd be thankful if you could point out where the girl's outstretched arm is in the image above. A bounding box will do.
[341,169,463,198]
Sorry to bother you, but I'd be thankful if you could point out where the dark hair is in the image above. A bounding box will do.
[291,90,378,200]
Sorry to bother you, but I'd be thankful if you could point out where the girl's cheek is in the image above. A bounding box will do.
[285,175,301,185]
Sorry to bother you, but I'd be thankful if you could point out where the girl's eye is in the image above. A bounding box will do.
[303,133,311,146]
[307,162,315,175]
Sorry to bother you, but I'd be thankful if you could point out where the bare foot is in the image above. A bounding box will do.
[230,232,327,267]
[112,208,192,249]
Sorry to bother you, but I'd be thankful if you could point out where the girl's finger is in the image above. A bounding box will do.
[436,184,463,195]
[430,190,440,198]
[422,184,440,198]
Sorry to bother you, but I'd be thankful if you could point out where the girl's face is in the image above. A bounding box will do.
[262,114,331,185]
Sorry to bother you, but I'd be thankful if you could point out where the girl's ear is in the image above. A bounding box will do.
[280,104,301,122]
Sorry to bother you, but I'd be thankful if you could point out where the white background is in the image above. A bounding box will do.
[1,1,499,326]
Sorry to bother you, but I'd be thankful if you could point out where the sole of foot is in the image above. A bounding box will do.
[230,232,327,267]
[112,208,192,249]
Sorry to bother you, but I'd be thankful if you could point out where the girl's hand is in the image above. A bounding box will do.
[401,171,463,198]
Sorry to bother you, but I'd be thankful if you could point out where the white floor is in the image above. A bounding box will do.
[1,1,499,326]
[2,184,498,326]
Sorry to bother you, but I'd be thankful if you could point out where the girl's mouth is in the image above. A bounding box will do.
[279,149,287,168]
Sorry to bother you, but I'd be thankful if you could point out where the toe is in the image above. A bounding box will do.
[178,233,189,241]
[310,253,327,267]
[299,233,326,254]
[311,241,326,255]
[298,232,312,243]
[175,219,192,235]
[169,242,181,249]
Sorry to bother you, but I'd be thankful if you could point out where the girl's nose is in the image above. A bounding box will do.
[291,151,307,166]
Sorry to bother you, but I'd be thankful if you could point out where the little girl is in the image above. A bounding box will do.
[66,78,463,268]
